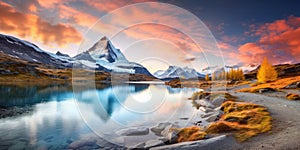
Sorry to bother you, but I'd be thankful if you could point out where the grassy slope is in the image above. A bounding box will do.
[238,75,300,93]
[0,52,156,84]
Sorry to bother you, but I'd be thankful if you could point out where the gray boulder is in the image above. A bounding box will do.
[258,88,276,93]
[199,107,214,113]
[211,97,226,107]
[198,99,215,108]
[145,139,166,149]
[165,131,178,144]
[203,114,219,122]
[151,122,179,137]
[128,142,145,149]
[150,122,172,135]
[116,127,149,136]
[150,135,227,150]
[161,124,180,144]
[284,81,300,89]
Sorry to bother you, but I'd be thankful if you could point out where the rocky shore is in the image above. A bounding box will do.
[0,106,33,118]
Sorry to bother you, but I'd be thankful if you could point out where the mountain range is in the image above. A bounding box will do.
[153,66,205,80]
[0,34,155,82]
[0,34,152,76]
[1,33,299,83]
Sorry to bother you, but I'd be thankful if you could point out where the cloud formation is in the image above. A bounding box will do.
[88,2,220,60]
[238,16,300,64]
[0,2,82,46]
[85,0,152,12]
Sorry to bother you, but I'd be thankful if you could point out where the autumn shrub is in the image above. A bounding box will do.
[257,57,278,83]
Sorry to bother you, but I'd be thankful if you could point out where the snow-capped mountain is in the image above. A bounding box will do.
[0,33,152,76]
[153,66,205,79]
[74,37,152,76]
[0,34,74,68]
[87,36,128,63]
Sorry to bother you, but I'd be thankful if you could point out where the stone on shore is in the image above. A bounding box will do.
[145,139,166,148]
[150,135,228,150]
[151,122,179,136]
[116,127,149,136]
[284,81,300,89]
[258,88,276,93]
[211,97,226,107]
[203,114,219,122]
[150,122,172,135]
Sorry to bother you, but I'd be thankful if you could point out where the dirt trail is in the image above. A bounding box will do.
[227,91,300,149]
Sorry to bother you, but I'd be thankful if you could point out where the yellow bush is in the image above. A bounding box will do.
[257,57,277,83]
[205,74,210,81]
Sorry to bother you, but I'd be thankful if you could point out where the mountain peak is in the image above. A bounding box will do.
[86,36,128,63]
[100,36,108,41]
[56,51,69,57]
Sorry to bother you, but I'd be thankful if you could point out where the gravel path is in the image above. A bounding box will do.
[225,91,300,150]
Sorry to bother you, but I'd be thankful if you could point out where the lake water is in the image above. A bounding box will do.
[0,83,199,149]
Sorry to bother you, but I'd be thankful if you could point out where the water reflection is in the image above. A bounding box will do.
[0,83,198,148]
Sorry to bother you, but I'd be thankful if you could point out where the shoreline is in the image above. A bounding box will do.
[0,78,300,149]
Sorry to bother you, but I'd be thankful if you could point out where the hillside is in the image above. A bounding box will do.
[245,63,300,79]
[0,52,156,84]
[0,34,156,83]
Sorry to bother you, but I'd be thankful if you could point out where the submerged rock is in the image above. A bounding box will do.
[68,138,97,149]
[116,127,149,136]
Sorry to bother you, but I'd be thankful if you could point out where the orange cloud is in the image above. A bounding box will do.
[238,43,266,63]
[238,16,300,64]
[58,4,98,28]
[37,0,60,8]
[120,24,201,52]
[0,2,82,46]
[85,0,153,12]
[28,4,37,12]
[89,2,218,55]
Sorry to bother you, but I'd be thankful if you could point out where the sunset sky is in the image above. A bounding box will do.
[0,0,300,73]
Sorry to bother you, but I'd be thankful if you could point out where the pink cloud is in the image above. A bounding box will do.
[85,0,154,12]
[237,16,300,64]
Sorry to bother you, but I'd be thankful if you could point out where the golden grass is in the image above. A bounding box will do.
[189,91,210,100]
[206,101,272,142]
[238,75,300,93]
[170,126,207,142]
[286,93,300,100]
[189,91,238,101]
